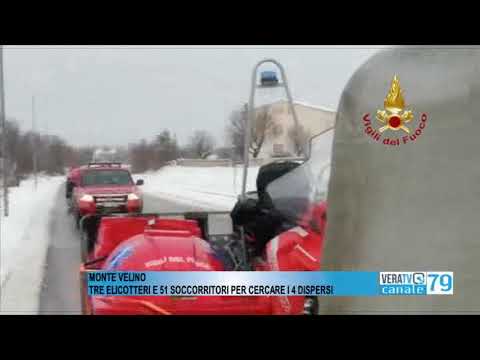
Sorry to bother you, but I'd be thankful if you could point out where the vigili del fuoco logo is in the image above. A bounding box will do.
[363,75,428,146]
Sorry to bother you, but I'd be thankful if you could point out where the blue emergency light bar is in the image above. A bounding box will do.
[87,162,123,168]
[260,70,279,86]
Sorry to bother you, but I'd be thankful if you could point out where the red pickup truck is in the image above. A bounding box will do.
[71,162,144,227]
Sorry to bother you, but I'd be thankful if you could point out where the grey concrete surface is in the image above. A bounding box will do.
[320,47,480,314]
[38,187,209,314]
[38,187,82,314]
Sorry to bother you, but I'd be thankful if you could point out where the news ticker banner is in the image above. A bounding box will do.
[86,271,454,297]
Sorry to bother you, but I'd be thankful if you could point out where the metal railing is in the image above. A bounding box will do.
[242,59,303,200]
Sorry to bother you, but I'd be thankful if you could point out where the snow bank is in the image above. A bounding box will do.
[138,166,260,211]
[0,175,63,313]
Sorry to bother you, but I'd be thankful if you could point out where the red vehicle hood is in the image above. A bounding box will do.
[103,232,224,272]
[81,185,137,195]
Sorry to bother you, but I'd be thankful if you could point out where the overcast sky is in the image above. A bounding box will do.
[2,46,382,148]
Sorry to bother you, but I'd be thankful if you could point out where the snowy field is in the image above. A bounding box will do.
[138,130,334,211]
[0,176,64,313]
[138,166,261,211]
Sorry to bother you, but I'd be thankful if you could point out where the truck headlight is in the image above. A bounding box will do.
[80,194,94,202]
[128,193,140,201]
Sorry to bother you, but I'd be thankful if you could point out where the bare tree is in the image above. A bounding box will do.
[151,130,179,168]
[75,146,95,165]
[227,103,277,159]
[187,130,215,159]
[129,139,151,173]
[0,119,20,163]
[44,135,69,175]
[16,131,35,174]
[288,123,310,156]
[0,118,77,176]
[250,106,273,158]
[125,130,181,172]
[226,108,246,160]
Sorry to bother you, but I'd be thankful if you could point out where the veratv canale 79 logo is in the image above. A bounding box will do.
[363,75,428,146]
[379,272,454,296]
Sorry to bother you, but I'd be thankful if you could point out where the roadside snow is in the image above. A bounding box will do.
[138,166,260,211]
[0,175,63,314]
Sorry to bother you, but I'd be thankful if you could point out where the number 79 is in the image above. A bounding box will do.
[428,273,452,292]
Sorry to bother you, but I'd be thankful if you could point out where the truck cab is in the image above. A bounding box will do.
[71,162,144,226]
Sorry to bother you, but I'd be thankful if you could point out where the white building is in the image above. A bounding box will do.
[254,100,336,158]
[92,148,118,163]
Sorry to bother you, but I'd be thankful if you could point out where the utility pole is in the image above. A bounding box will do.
[45,112,48,138]
[0,45,9,217]
[243,102,248,161]
[32,96,38,190]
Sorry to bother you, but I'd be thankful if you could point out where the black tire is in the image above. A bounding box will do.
[66,181,73,199]
[80,215,101,262]
[66,199,73,214]
[75,213,81,230]
[80,227,89,262]
[79,270,91,315]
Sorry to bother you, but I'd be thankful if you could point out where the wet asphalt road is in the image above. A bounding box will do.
[38,185,209,315]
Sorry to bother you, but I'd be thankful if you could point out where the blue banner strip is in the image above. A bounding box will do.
[86,271,381,297]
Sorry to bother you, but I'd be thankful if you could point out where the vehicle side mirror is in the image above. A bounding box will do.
[136,179,144,186]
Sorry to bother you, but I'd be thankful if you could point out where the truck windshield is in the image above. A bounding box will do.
[81,170,133,186]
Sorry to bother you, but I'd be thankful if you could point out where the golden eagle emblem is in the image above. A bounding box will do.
[376,75,414,134]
